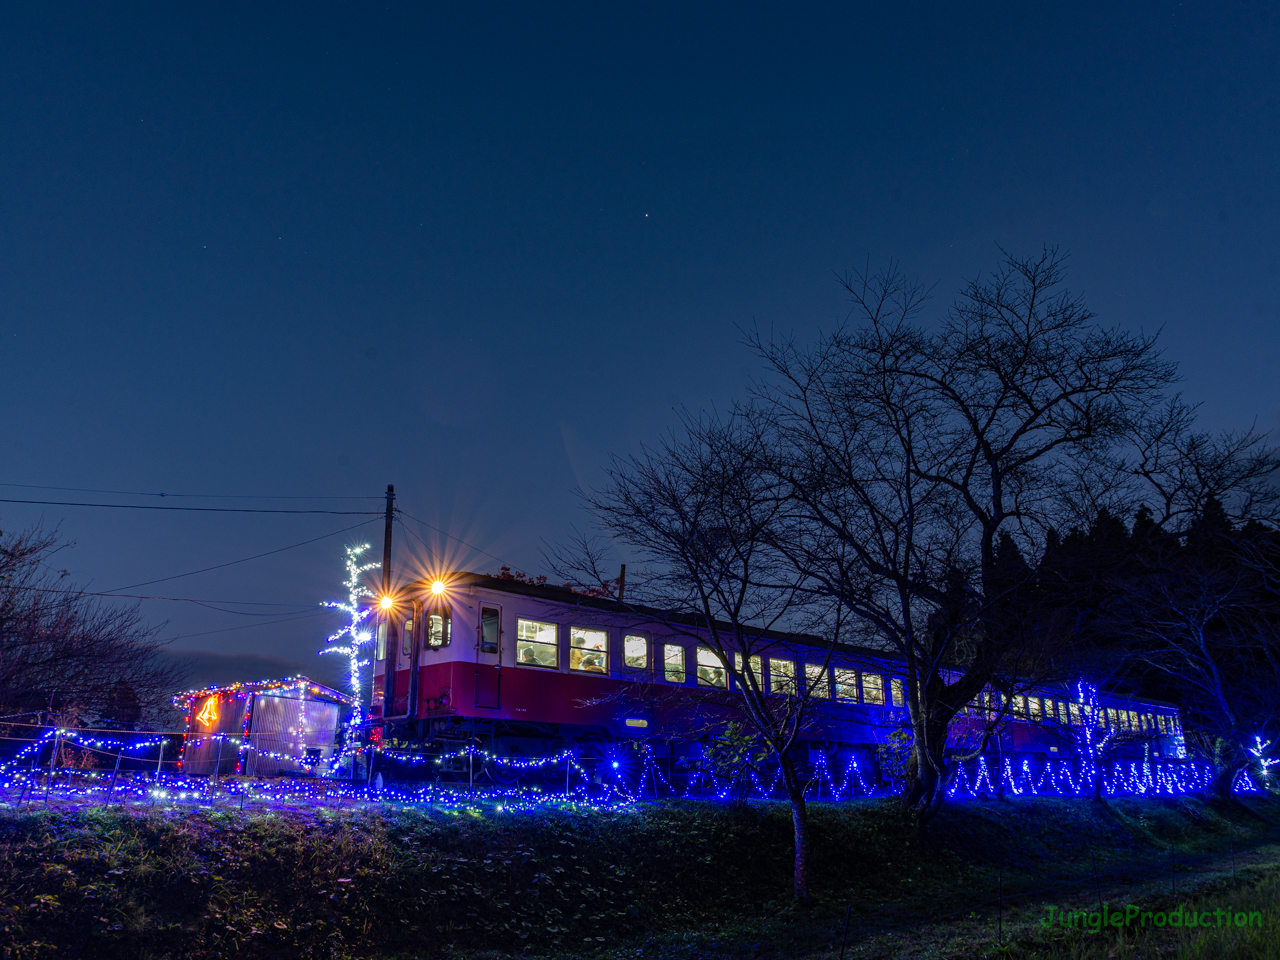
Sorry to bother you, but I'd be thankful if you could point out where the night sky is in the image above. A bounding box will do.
[1,5,1277,688]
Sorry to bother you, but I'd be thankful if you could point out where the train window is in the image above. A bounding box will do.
[891,677,904,708]
[734,653,763,687]
[697,648,727,687]
[480,607,500,654]
[376,620,388,661]
[624,634,648,669]
[1029,697,1042,720]
[805,665,829,699]
[663,645,685,683]
[402,617,415,657]
[768,659,795,695]
[427,609,451,648]
[1069,702,1081,725]
[516,619,558,668]
[570,627,609,674]
[862,673,884,705]
[833,668,858,701]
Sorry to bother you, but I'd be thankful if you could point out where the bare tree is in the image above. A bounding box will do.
[1132,399,1280,530]
[0,525,178,730]
[1114,503,1280,799]
[749,249,1176,823]
[555,414,829,901]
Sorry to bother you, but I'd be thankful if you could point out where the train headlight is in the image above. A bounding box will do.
[380,596,394,610]
[431,580,446,596]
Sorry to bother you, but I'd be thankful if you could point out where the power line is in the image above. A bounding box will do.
[0,497,380,515]
[395,508,511,567]
[159,610,333,642]
[0,482,382,500]
[106,518,380,592]
[14,584,315,615]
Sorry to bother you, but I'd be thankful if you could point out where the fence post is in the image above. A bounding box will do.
[43,734,60,808]
[212,735,224,791]
[104,747,123,807]
[839,903,852,959]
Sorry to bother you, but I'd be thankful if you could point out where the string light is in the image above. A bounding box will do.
[319,544,379,776]
[1250,735,1278,778]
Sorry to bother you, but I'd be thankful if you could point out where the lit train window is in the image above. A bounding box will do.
[734,653,762,687]
[1029,698,1042,720]
[768,659,795,695]
[804,664,829,699]
[516,619,558,668]
[697,648,727,688]
[570,628,609,674]
[624,635,648,669]
[479,607,500,654]
[402,618,415,657]
[427,609,451,648]
[890,678,904,708]
[663,645,685,683]
[376,621,388,661]
[862,673,884,705]
[1069,702,1081,725]
[833,668,858,701]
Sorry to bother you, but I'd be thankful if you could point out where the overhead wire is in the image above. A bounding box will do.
[159,610,333,642]
[105,517,380,592]
[0,482,382,500]
[8,584,315,615]
[395,508,511,567]
[0,497,380,514]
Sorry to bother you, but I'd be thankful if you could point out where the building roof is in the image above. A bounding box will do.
[172,675,355,709]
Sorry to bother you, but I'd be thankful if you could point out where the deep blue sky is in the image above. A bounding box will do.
[1,4,1277,685]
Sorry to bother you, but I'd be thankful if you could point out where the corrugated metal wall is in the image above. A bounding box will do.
[242,694,342,777]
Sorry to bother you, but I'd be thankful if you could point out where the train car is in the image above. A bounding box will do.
[369,572,1184,785]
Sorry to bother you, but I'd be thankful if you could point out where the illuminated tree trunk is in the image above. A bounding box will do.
[903,709,951,824]
[1091,759,1105,802]
[778,751,810,902]
[1210,739,1246,800]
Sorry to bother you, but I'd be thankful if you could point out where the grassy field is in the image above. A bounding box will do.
[0,792,1276,959]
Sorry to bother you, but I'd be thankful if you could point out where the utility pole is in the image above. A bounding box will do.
[381,484,395,596]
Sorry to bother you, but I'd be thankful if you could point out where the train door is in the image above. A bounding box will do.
[474,602,502,709]
[389,606,418,717]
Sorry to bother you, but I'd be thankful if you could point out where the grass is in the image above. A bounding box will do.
[0,792,1276,959]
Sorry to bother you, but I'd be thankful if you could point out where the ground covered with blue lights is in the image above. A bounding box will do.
[0,788,1276,959]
